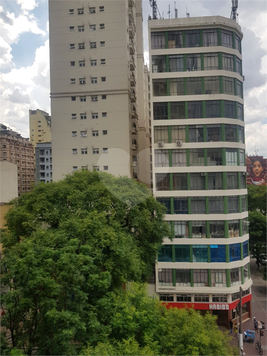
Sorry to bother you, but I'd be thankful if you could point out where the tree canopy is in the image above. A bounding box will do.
[247,185,267,270]
[1,171,170,355]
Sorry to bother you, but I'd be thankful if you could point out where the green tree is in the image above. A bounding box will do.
[81,283,236,356]
[248,210,267,267]
[1,171,170,355]
[247,185,267,215]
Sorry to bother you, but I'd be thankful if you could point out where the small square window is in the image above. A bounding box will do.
[70,78,76,84]
[100,24,105,29]
[99,6,104,12]
[77,8,84,14]
[69,26,75,31]
[80,131,87,137]
[100,41,105,47]
[70,61,75,66]
[72,131,77,137]
[79,43,85,49]
[81,148,87,154]
[90,24,96,31]
[103,166,108,171]
[79,78,86,84]
[80,96,86,102]
[89,7,96,13]
[103,148,108,153]
[102,130,107,135]
[73,166,78,171]
[78,26,84,32]
[90,60,97,66]
[79,60,85,67]
[80,113,87,120]
[93,166,100,171]
[71,113,77,119]
[91,77,97,84]
[91,95,98,101]
[70,44,75,49]
[93,148,99,154]
[69,9,74,14]
[71,96,76,101]
[102,95,106,99]
[101,77,106,82]
[92,130,99,137]
[90,42,97,48]
[100,59,106,64]
[92,113,98,119]
[72,149,77,154]
[102,112,107,117]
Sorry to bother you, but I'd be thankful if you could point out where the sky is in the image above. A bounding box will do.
[0,0,266,157]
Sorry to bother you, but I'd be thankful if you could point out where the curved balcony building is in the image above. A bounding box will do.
[149,15,251,325]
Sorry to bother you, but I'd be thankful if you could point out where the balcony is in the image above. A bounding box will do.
[130,72,136,86]
[131,123,138,134]
[129,41,135,55]
[130,89,136,102]
[130,56,135,70]
[129,24,134,39]
[128,0,134,8]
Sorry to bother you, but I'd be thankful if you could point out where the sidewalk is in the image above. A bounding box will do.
[229,258,267,356]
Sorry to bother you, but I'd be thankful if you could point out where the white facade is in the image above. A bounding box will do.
[49,0,150,182]
[149,16,251,322]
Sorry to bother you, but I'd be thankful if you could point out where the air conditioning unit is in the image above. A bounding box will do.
[158,141,164,148]
[176,140,182,147]
[201,173,206,177]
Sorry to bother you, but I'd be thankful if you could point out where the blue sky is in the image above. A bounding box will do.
[0,0,266,156]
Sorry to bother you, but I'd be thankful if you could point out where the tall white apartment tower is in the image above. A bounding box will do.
[149,16,252,325]
[49,0,150,181]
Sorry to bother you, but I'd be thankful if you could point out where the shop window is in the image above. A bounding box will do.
[194,295,209,302]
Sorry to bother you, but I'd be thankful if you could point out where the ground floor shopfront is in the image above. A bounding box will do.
[163,294,252,326]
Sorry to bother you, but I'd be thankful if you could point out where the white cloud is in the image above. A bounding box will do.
[16,0,38,13]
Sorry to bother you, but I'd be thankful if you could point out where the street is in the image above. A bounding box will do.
[230,258,267,356]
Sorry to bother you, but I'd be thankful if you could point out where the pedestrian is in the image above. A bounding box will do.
[234,324,238,338]
[254,317,258,332]
[229,318,233,334]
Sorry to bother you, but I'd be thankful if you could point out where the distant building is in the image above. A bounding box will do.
[0,124,35,196]
[29,109,51,148]
[35,142,52,183]
[0,161,18,231]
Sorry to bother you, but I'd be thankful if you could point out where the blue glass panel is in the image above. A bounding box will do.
[230,243,241,261]
[158,245,172,262]
[210,245,226,262]
[243,241,248,258]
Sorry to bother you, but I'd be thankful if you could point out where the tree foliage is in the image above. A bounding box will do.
[1,171,169,355]
[80,284,236,356]
[247,185,267,215]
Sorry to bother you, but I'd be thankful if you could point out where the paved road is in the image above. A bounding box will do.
[230,258,267,356]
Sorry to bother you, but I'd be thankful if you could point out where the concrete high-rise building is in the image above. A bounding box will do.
[149,16,251,325]
[0,124,35,196]
[49,0,151,183]
[35,142,53,183]
[29,109,51,148]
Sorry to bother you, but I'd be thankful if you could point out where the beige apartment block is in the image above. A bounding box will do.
[149,16,251,325]
[29,109,51,148]
[49,0,150,182]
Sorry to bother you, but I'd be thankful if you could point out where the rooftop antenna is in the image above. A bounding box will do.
[168,4,171,19]
[230,0,238,21]
[174,2,178,18]
[186,6,190,17]
[149,0,161,20]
